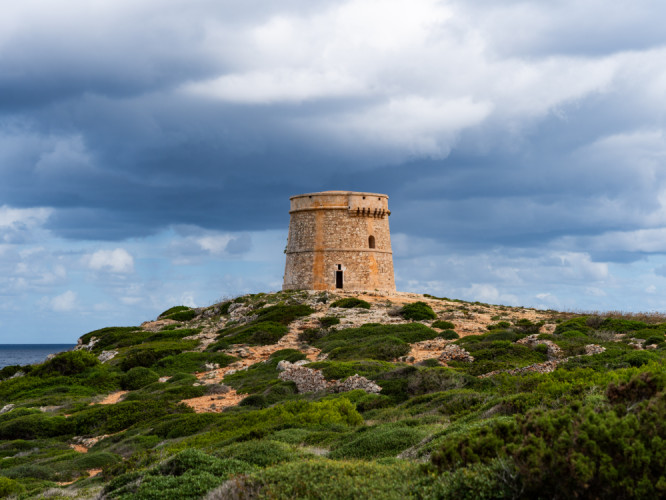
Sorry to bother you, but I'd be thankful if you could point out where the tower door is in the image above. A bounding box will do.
[335,265,343,288]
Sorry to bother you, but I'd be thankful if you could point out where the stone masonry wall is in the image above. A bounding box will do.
[283,191,395,291]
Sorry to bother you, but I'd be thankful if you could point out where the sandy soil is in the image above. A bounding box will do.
[70,444,88,453]
[92,391,128,405]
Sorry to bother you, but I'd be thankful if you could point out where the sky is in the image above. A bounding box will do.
[2,0,666,343]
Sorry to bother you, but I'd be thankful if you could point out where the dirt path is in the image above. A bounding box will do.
[92,391,128,405]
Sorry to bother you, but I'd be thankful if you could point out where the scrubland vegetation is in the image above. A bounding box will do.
[2,291,666,498]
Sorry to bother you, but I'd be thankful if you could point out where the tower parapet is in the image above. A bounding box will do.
[283,191,396,291]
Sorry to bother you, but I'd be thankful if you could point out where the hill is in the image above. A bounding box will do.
[2,290,666,499]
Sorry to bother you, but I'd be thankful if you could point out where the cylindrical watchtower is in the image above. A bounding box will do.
[283,191,396,292]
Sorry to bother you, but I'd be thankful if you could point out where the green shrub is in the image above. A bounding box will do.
[73,400,174,434]
[153,414,222,439]
[554,317,592,335]
[430,371,666,499]
[239,394,268,408]
[399,302,436,320]
[514,319,544,334]
[0,364,32,381]
[313,323,438,361]
[250,459,421,500]
[440,330,459,340]
[219,440,300,467]
[298,327,327,343]
[121,367,160,390]
[0,413,74,439]
[331,298,371,309]
[213,321,289,348]
[32,350,99,377]
[154,352,236,375]
[159,448,254,477]
[0,477,25,496]
[645,335,664,346]
[158,305,191,318]
[329,423,428,459]
[254,304,315,324]
[433,320,455,330]
[486,321,511,330]
[167,309,197,322]
[120,349,161,371]
[78,326,141,350]
[320,316,341,327]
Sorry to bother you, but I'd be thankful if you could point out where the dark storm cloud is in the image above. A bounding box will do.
[1,0,666,267]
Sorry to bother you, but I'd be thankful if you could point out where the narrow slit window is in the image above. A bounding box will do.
[368,235,376,249]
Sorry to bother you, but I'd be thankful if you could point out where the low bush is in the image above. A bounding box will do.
[433,320,455,330]
[121,367,160,390]
[72,400,175,434]
[329,423,428,459]
[105,448,255,499]
[158,305,191,318]
[320,316,341,327]
[330,298,371,309]
[78,326,142,351]
[0,413,74,439]
[399,302,437,321]
[32,350,99,377]
[513,319,544,334]
[298,327,327,343]
[439,330,459,340]
[249,459,421,500]
[218,440,301,467]
[167,309,197,322]
[154,352,236,375]
[254,304,315,324]
[213,321,289,348]
[0,477,25,497]
[430,370,666,499]
[486,321,511,330]
[313,323,438,361]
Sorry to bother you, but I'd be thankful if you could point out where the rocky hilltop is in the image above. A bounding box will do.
[1,290,666,499]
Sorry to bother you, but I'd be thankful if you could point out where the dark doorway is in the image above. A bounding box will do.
[336,266,343,288]
[369,235,375,248]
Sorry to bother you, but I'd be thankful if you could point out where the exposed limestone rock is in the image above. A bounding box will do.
[228,303,256,323]
[585,344,606,355]
[0,404,15,415]
[9,371,24,379]
[438,345,474,363]
[278,365,329,393]
[628,339,645,350]
[332,374,381,394]
[517,334,563,360]
[76,336,99,351]
[277,359,308,371]
[480,360,561,378]
[98,350,117,363]
[226,346,251,358]
[278,361,382,394]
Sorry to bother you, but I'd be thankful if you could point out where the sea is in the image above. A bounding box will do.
[0,344,76,369]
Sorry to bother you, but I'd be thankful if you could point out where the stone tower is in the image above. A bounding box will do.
[283,191,396,292]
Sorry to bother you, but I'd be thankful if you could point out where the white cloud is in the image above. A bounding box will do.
[50,290,77,312]
[86,248,134,273]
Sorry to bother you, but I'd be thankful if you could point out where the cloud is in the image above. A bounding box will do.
[50,290,77,312]
[86,248,135,273]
